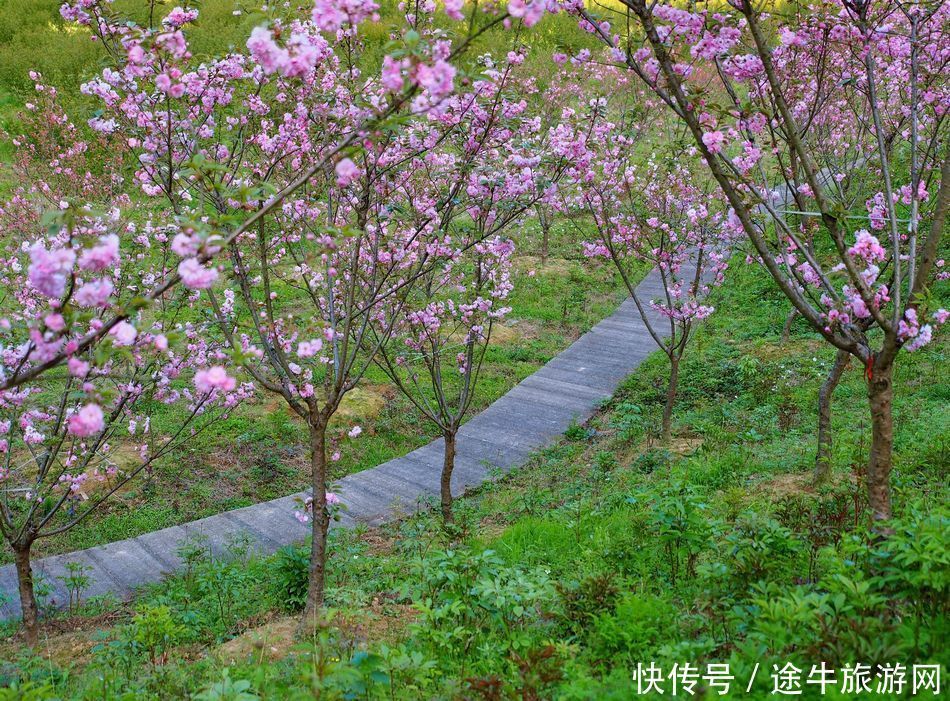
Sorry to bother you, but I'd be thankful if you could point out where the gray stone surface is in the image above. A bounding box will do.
[0,265,678,621]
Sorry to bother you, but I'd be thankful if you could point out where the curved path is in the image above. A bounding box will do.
[0,267,677,620]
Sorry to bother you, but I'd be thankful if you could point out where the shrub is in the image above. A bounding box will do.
[740,576,899,666]
[683,448,751,489]
[194,671,259,701]
[596,507,655,576]
[585,592,678,668]
[564,420,593,442]
[131,605,185,666]
[647,484,713,584]
[630,448,671,475]
[720,514,799,590]
[609,401,645,441]
[775,488,854,582]
[871,507,949,622]
[555,572,620,634]
[412,548,555,672]
[273,544,311,612]
[594,450,618,473]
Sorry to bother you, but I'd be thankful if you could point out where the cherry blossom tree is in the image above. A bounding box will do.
[59,0,561,626]
[367,50,578,523]
[0,0,445,395]
[569,0,949,521]
[374,236,514,523]
[573,147,729,443]
[0,4,567,403]
[0,83,248,645]
[537,58,729,443]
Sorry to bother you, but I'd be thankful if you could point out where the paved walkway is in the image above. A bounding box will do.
[0,267,677,620]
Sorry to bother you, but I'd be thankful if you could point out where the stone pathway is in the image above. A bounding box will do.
[0,267,676,620]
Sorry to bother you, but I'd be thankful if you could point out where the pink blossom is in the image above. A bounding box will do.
[732,143,761,174]
[723,54,764,80]
[247,26,286,74]
[155,30,188,59]
[171,233,200,257]
[701,130,726,154]
[78,234,120,272]
[45,314,66,332]
[28,243,76,298]
[845,288,871,319]
[178,258,218,289]
[194,366,237,394]
[779,28,803,47]
[415,60,456,99]
[110,321,138,346]
[348,425,362,438]
[74,278,114,308]
[68,357,90,378]
[163,6,199,29]
[899,181,928,205]
[155,73,173,93]
[297,338,324,357]
[312,0,379,33]
[690,26,741,61]
[866,192,888,230]
[68,404,104,438]
[848,230,887,263]
[897,308,919,341]
[294,492,342,522]
[335,158,361,187]
[247,26,325,78]
[905,325,932,352]
[444,0,465,20]
[508,0,546,28]
[381,55,405,92]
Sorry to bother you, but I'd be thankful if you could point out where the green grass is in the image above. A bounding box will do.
[1,260,945,699]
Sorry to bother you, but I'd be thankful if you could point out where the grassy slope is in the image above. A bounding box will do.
[2,259,946,698]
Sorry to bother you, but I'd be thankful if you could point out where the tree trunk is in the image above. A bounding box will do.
[301,421,330,632]
[781,307,798,343]
[866,355,894,524]
[14,541,39,647]
[537,206,550,266]
[814,349,850,485]
[441,430,457,523]
[661,355,680,444]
